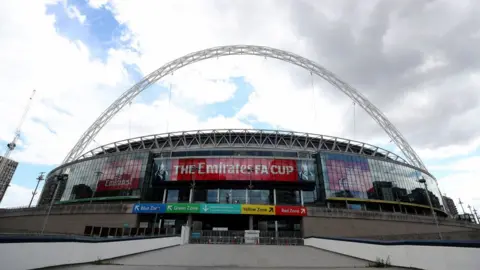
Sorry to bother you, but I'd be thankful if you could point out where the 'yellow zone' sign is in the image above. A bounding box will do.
[241,204,275,215]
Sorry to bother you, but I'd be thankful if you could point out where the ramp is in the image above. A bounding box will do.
[59,244,406,269]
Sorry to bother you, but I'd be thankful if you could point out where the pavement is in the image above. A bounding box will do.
[56,244,408,269]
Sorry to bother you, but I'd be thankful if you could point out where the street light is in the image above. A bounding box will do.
[29,172,45,208]
[418,178,442,240]
[189,165,198,203]
[41,173,68,234]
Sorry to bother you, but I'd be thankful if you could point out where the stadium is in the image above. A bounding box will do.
[0,45,477,241]
[36,129,447,236]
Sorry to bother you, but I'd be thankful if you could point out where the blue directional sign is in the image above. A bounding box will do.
[200,203,241,214]
[132,203,166,214]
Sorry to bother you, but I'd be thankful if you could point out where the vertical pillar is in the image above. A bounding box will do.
[162,189,167,203]
[300,190,304,206]
[217,188,220,203]
[187,214,193,227]
[189,188,194,203]
[249,215,253,230]
[245,189,249,204]
[274,221,279,238]
[273,189,278,238]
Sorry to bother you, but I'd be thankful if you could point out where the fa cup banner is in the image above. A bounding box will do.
[153,158,316,182]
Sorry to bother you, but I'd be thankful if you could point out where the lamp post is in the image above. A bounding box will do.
[418,178,442,240]
[29,172,45,208]
[41,173,68,234]
[189,165,198,203]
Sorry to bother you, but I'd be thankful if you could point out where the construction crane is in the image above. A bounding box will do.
[0,90,36,191]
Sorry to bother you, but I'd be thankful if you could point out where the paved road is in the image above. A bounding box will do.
[58,244,407,269]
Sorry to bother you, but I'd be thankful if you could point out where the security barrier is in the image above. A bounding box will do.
[189,230,303,245]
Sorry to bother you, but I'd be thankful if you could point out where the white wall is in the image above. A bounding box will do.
[305,238,480,270]
[0,236,181,270]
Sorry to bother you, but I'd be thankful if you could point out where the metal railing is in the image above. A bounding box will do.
[1,203,478,229]
[307,207,479,228]
[189,230,303,245]
[0,203,131,216]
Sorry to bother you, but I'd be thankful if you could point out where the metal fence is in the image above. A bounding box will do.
[189,230,303,245]
[0,203,130,217]
[307,207,479,228]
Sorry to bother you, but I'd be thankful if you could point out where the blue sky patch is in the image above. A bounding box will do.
[46,0,129,62]
[197,77,252,121]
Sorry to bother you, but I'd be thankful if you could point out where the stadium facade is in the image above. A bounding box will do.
[36,129,447,234]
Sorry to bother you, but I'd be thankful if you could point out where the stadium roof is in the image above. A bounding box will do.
[76,129,409,165]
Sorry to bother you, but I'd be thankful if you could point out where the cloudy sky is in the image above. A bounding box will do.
[0,0,479,214]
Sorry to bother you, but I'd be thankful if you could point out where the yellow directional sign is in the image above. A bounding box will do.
[241,204,275,215]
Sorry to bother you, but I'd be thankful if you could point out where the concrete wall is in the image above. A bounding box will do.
[303,216,479,239]
[305,237,480,270]
[0,213,137,235]
[0,236,181,270]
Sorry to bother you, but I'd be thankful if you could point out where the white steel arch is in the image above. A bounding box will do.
[63,45,427,170]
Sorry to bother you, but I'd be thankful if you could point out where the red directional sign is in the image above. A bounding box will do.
[275,206,307,216]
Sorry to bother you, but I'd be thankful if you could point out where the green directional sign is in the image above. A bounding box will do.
[165,203,200,214]
[200,204,241,214]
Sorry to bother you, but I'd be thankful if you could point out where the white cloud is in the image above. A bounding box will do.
[434,156,480,213]
[419,138,480,161]
[87,0,109,9]
[0,1,136,165]
[0,184,40,208]
[65,5,86,24]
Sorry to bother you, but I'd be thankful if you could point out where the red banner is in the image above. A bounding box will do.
[96,160,142,191]
[169,158,298,182]
[275,206,307,216]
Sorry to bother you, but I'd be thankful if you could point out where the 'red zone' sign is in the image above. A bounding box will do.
[275,205,307,216]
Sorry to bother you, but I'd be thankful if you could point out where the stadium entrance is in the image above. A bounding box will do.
[189,215,303,245]
[192,214,249,231]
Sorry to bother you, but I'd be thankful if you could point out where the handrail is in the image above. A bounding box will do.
[0,203,477,228]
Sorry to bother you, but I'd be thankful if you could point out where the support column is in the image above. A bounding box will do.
[187,214,193,227]
[300,190,304,206]
[217,188,220,203]
[162,189,167,203]
[249,215,253,230]
[189,188,194,203]
[273,189,278,238]
[245,189,249,204]
[274,221,279,238]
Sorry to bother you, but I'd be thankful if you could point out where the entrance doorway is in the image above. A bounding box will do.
[192,214,249,231]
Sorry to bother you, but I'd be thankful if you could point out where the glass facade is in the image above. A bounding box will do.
[320,153,443,209]
[38,152,150,204]
[38,147,443,214]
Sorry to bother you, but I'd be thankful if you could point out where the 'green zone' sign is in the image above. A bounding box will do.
[165,203,200,213]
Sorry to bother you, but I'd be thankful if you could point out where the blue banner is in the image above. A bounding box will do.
[132,203,166,214]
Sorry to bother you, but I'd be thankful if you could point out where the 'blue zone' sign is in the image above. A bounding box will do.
[132,203,166,214]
